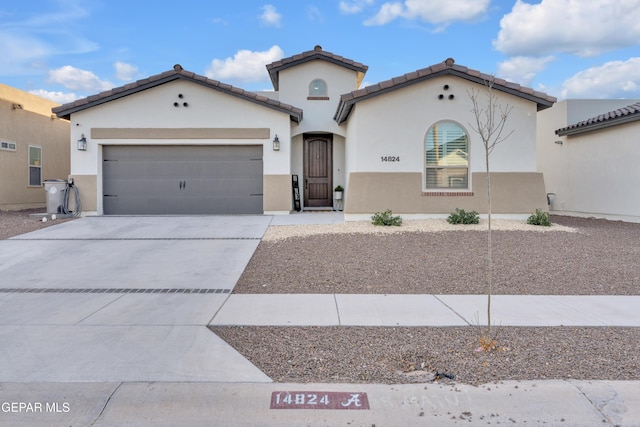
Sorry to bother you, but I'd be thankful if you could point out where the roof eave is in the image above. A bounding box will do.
[446,69,556,111]
[556,113,640,136]
[334,68,556,123]
[53,72,303,123]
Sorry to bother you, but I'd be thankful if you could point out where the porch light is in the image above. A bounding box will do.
[77,134,87,151]
[272,134,280,151]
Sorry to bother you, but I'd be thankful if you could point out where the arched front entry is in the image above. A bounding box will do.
[303,134,333,208]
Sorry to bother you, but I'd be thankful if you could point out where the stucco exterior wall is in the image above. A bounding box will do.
[341,76,541,215]
[345,172,547,216]
[537,99,640,222]
[69,80,293,214]
[0,85,70,210]
[345,76,538,179]
[278,61,358,137]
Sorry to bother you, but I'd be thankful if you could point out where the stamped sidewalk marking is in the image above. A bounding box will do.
[270,391,370,410]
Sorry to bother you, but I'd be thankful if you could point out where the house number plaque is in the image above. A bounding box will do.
[381,156,400,162]
[270,391,370,410]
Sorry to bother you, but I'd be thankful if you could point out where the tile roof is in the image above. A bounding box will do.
[52,64,303,123]
[556,102,640,136]
[334,58,557,124]
[266,45,368,91]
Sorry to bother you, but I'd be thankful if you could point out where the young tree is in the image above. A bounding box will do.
[468,79,514,339]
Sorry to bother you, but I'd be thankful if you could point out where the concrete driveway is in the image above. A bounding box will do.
[0,216,273,382]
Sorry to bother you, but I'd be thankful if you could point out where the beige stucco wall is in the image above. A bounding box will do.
[68,79,293,214]
[345,172,548,215]
[263,174,292,213]
[0,85,70,210]
[69,175,97,212]
[537,99,640,222]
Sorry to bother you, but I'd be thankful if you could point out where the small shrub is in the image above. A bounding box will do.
[447,208,480,225]
[527,208,551,226]
[371,209,402,226]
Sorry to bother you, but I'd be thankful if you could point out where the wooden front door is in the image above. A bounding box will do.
[304,135,332,207]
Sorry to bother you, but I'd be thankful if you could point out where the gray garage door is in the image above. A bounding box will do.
[103,145,263,215]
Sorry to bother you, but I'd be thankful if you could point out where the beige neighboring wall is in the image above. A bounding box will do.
[345,172,548,214]
[264,174,292,212]
[0,84,70,210]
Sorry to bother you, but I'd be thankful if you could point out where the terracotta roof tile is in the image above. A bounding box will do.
[556,102,640,136]
[334,57,557,123]
[52,65,303,123]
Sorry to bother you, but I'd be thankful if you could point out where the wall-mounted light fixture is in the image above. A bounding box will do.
[273,134,280,151]
[77,134,87,151]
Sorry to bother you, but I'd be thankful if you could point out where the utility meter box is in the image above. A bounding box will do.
[43,179,67,214]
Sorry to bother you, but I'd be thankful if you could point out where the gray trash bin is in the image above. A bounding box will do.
[43,179,67,214]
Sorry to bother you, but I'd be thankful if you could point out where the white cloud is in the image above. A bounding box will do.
[29,89,78,104]
[47,65,114,92]
[561,57,640,99]
[259,5,282,27]
[205,46,284,83]
[339,0,374,14]
[211,17,228,25]
[497,56,555,87]
[364,2,403,25]
[307,5,323,22]
[364,0,489,26]
[494,0,640,57]
[114,61,138,81]
[0,3,98,76]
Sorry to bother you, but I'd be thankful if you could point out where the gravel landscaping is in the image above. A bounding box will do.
[217,215,640,385]
[0,208,75,240]
[235,215,640,295]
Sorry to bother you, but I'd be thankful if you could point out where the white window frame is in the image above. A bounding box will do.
[1,140,17,151]
[28,145,42,187]
[424,120,470,190]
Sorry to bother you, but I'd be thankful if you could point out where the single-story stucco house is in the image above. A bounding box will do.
[537,99,640,223]
[0,84,70,211]
[52,46,556,218]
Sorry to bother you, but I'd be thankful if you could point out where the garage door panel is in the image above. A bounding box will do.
[103,145,263,215]
[104,178,185,197]
[185,177,262,197]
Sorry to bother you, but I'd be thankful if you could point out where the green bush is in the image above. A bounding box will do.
[371,209,402,226]
[527,208,551,226]
[447,208,480,224]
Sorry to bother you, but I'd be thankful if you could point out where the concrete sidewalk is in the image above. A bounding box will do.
[210,293,640,327]
[1,380,639,426]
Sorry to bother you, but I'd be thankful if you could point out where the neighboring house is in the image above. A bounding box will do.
[53,46,555,217]
[538,100,640,223]
[0,84,70,211]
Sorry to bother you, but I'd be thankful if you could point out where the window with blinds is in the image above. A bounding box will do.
[28,145,42,187]
[425,121,468,189]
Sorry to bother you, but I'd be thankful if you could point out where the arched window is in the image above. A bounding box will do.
[425,121,469,189]
[309,79,327,97]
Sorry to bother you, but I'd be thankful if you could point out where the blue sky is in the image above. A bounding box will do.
[2,0,640,104]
